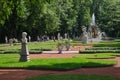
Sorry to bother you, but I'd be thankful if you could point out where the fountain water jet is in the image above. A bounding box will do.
[87,13,107,42]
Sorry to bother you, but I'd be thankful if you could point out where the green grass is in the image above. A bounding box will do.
[0,41,120,70]
[91,41,120,47]
[0,54,117,70]
[80,41,120,54]
[0,41,57,53]
[0,40,120,54]
[0,41,56,51]
[25,74,120,80]
[74,53,120,59]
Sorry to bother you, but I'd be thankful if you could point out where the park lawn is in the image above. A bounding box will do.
[0,54,117,70]
[74,53,120,59]
[0,41,58,53]
[0,41,119,70]
[0,40,120,53]
[25,74,120,80]
[0,41,57,50]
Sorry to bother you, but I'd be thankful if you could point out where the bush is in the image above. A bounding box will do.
[86,47,120,50]
[79,50,120,53]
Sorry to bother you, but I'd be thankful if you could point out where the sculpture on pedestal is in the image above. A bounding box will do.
[82,26,88,44]
[19,32,30,62]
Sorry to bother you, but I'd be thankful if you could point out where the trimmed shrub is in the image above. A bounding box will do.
[86,47,120,50]
[79,50,120,53]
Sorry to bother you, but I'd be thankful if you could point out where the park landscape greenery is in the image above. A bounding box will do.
[0,0,120,42]
[0,40,120,80]
[0,40,120,69]
[0,0,120,80]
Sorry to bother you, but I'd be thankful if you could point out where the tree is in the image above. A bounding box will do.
[96,0,120,37]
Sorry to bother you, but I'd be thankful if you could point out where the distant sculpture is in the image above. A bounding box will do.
[82,26,88,44]
[5,36,8,43]
[37,36,40,42]
[9,38,13,46]
[57,33,61,40]
[19,32,30,62]
[64,33,67,39]
[28,36,31,42]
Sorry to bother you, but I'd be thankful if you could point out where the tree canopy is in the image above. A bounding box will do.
[0,0,120,42]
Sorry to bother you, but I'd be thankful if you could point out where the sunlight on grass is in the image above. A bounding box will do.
[0,54,117,70]
[0,41,120,69]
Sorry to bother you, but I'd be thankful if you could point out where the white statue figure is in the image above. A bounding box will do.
[64,33,67,39]
[5,36,8,43]
[57,33,61,40]
[19,32,30,62]
[82,27,88,44]
[22,32,28,43]
[37,36,40,41]
[28,36,31,42]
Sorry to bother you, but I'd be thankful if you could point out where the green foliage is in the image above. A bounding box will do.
[95,0,120,37]
[65,39,71,44]
[80,50,120,53]
[57,41,64,46]
[0,0,120,42]
[80,41,120,53]
[86,47,120,50]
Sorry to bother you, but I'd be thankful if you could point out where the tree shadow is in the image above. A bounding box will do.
[27,62,114,71]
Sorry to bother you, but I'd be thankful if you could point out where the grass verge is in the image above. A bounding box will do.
[25,74,120,80]
[0,54,117,70]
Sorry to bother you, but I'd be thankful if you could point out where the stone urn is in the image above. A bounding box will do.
[9,39,13,46]
[66,44,70,51]
[57,41,64,54]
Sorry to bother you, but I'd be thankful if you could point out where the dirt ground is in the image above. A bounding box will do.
[0,46,120,80]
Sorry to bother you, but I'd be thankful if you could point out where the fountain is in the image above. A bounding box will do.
[92,13,95,25]
[87,13,107,42]
[80,13,108,43]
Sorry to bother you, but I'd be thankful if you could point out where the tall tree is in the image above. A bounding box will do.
[96,0,120,37]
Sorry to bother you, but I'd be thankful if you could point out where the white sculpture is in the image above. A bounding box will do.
[22,32,28,43]
[28,36,31,42]
[19,32,30,62]
[82,27,88,44]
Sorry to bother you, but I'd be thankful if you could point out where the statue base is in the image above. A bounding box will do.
[19,55,30,62]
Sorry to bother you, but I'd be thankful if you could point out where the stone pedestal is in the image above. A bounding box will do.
[19,32,30,62]
[82,35,88,44]
[58,45,64,54]
[66,44,70,51]
[82,27,88,44]
[19,43,30,62]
